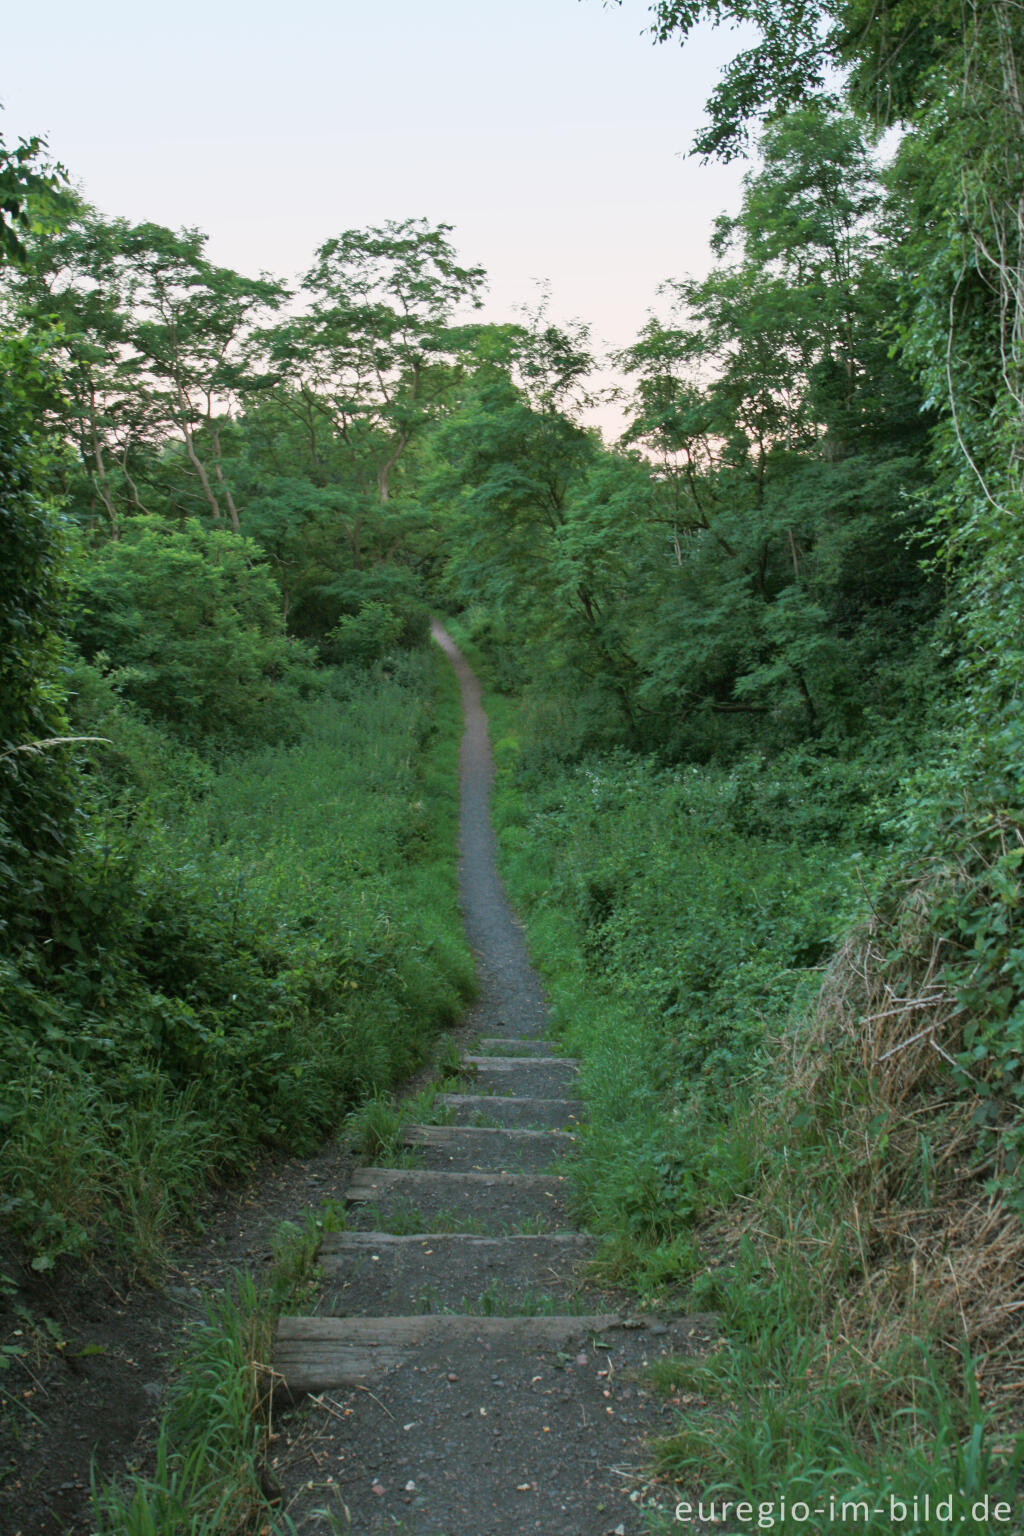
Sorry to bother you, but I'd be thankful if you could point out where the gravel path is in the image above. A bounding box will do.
[272,628,714,1534]
[430,622,549,1039]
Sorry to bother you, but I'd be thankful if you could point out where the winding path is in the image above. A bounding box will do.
[430,621,549,1039]
[273,630,713,1534]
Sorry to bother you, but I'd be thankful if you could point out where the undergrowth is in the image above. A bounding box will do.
[91,1203,346,1536]
[0,648,473,1272]
[475,659,1024,1533]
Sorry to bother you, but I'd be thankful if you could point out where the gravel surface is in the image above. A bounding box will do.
[272,629,712,1534]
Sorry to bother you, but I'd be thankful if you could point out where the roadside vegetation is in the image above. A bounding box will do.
[2,634,471,1277]
[92,1202,346,1536]
[482,709,1024,1531]
[4,0,1024,1528]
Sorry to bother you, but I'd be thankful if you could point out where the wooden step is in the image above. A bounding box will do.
[272,1309,719,1532]
[464,1055,580,1070]
[436,1093,585,1130]
[318,1231,599,1316]
[402,1123,574,1174]
[474,1037,559,1056]
[274,1312,623,1398]
[344,1167,573,1231]
[464,1057,581,1095]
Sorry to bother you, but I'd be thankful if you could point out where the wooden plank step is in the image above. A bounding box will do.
[436,1093,585,1130]
[274,1312,622,1398]
[402,1123,574,1174]
[272,1311,720,1531]
[320,1230,593,1254]
[474,1038,558,1056]
[464,1055,580,1070]
[464,1057,581,1095]
[344,1167,573,1231]
[318,1231,600,1316]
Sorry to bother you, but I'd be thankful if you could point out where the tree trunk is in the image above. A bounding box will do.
[211,427,241,532]
[377,433,410,504]
[183,425,222,520]
[88,397,119,538]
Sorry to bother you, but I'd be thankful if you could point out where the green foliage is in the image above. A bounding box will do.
[72,517,317,748]
[269,217,486,507]
[90,1245,320,1536]
[639,0,832,159]
[880,788,1024,1206]
[324,598,401,662]
[431,105,940,763]
[0,327,78,951]
[485,680,1024,1522]
[489,735,858,1243]
[0,130,69,265]
[0,650,473,1264]
[649,1340,1023,1535]
[9,212,285,535]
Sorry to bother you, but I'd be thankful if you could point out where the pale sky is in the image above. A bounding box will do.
[1,0,753,435]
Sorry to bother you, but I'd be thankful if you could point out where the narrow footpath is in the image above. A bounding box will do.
[272,627,714,1534]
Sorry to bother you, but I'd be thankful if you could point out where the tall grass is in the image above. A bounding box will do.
[0,648,473,1271]
[481,698,1024,1532]
[91,1277,279,1536]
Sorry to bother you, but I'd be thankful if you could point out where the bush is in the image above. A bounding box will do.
[325,599,403,662]
[72,517,318,749]
[0,648,473,1266]
[0,330,76,949]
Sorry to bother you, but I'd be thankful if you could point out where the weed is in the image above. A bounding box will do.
[91,1275,285,1535]
[344,1095,405,1162]
[89,1188,348,1535]
[434,1034,465,1078]
[511,1215,554,1235]
[1,649,473,1271]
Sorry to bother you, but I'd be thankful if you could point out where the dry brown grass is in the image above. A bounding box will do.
[714,851,1024,1402]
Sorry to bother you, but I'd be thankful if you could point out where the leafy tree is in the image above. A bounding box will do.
[72,518,317,747]
[614,100,934,742]
[0,126,69,263]
[268,218,485,507]
[120,223,285,530]
[9,213,285,534]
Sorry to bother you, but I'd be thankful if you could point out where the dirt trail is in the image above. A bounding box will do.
[271,628,714,1534]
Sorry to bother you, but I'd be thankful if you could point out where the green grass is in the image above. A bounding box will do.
[0,649,473,1272]
[462,651,1024,1535]
[490,748,850,1251]
[344,1081,457,1163]
[90,1198,348,1536]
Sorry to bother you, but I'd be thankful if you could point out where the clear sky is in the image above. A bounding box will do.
[1,0,753,433]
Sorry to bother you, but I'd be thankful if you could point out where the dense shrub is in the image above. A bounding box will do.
[0,331,76,949]
[72,518,318,748]
[0,650,472,1265]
